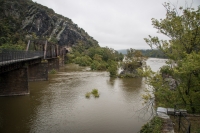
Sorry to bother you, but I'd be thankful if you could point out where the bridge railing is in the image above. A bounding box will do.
[0,50,43,65]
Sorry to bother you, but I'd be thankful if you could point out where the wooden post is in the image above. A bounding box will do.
[44,40,47,59]
[56,45,59,57]
[26,40,30,51]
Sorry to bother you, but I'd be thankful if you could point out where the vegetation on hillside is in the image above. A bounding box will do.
[0,0,98,50]
[140,116,163,133]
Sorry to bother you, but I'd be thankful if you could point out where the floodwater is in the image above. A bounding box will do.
[0,58,166,133]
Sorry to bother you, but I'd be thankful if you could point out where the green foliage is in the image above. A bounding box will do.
[160,65,173,75]
[73,55,92,66]
[71,45,121,77]
[0,43,25,51]
[49,37,58,44]
[140,116,163,133]
[119,48,147,78]
[122,59,141,70]
[65,53,75,64]
[144,3,200,111]
[85,89,100,98]
[85,92,91,98]
[108,60,118,77]
[90,60,100,70]
[92,89,99,98]
[93,54,102,62]
[91,89,98,94]
[41,59,48,63]
[91,61,107,71]
[144,3,200,60]
[49,69,57,74]
[93,93,100,98]
[117,52,124,61]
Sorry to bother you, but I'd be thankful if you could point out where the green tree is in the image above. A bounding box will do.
[108,60,118,77]
[71,45,122,77]
[144,3,200,112]
[121,49,147,76]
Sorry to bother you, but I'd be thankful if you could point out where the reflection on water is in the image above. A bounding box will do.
[0,58,166,133]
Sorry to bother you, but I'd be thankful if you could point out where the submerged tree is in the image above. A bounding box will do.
[144,3,200,112]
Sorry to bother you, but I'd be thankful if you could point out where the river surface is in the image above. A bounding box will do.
[0,58,166,133]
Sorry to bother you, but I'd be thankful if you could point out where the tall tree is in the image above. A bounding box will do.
[144,3,200,112]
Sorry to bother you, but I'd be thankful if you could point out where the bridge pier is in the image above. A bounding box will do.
[28,62,48,81]
[59,56,64,66]
[47,58,59,71]
[0,66,29,96]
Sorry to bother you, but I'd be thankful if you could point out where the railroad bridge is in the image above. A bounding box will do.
[0,40,68,96]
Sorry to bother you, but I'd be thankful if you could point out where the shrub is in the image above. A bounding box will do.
[93,93,99,98]
[108,60,118,77]
[85,89,100,98]
[90,60,100,70]
[49,69,57,74]
[91,89,98,94]
[73,55,92,66]
[160,65,172,75]
[65,53,75,64]
[85,92,91,98]
[140,116,163,133]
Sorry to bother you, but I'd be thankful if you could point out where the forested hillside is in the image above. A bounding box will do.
[0,0,99,49]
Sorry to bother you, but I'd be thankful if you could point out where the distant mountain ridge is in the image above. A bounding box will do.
[117,49,167,58]
[117,49,127,54]
[0,0,99,47]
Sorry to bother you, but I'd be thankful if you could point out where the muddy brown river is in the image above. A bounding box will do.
[0,58,166,133]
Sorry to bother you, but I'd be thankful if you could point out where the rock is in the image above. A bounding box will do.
[167,108,175,115]
[157,112,170,119]
[161,119,174,133]
[164,76,177,90]
[119,69,138,78]
[157,107,175,133]
[157,107,167,114]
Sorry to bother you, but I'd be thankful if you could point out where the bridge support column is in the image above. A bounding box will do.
[28,62,48,81]
[48,58,59,71]
[0,66,29,96]
[59,56,65,66]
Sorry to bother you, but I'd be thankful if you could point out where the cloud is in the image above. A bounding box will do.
[34,0,200,50]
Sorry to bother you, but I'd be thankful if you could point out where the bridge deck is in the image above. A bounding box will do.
[0,56,42,66]
[0,50,44,67]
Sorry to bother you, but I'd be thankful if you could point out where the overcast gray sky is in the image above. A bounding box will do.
[34,0,200,50]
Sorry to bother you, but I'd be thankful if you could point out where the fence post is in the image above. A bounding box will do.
[174,105,176,118]
[178,111,181,132]
[188,123,191,133]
